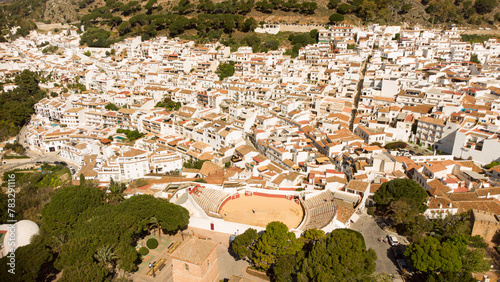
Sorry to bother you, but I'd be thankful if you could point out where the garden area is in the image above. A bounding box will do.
[133,233,184,280]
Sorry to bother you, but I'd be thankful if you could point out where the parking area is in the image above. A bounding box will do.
[350,210,405,277]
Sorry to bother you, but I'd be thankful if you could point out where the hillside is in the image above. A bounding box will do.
[0,0,499,44]
[38,0,500,26]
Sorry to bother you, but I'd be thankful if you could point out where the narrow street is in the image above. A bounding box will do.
[349,57,369,131]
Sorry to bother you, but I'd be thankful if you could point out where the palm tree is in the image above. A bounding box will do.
[107,178,126,205]
[150,217,162,240]
[94,245,118,274]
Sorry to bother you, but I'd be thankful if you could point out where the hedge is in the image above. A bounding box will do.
[147,238,158,249]
[139,247,149,256]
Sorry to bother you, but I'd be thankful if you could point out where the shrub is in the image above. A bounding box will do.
[147,238,158,249]
[367,207,375,215]
[329,13,344,23]
[384,142,408,150]
[139,247,149,255]
[474,0,497,14]
[485,161,500,169]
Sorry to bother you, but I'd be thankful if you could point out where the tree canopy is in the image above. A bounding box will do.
[405,234,490,276]
[251,221,304,271]
[231,228,259,260]
[373,178,428,214]
[0,185,190,281]
[0,70,47,141]
[216,61,235,81]
[105,103,119,111]
[296,229,377,281]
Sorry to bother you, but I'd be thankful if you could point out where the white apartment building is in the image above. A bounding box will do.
[415,116,446,148]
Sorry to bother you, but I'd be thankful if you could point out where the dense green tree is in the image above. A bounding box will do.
[400,3,412,13]
[108,16,122,28]
[329,13,345,22]
[405,236,462,273]
[263,39,280,50]
[105,102,119,111]
[427,271,476,282]
[231,228,259,260]
[337,3,353,14]
[273,251,305,281]
[256,0,276,13]
[116,128,144,141]
[474,0,496,14]
[299,2,317,14]
[359,0,377,21]
[301,228,325,242]
[426,0,458,23]
[406,234,489,277]
[327,0,341,9]
[0,239,54,281]
[470,53,481,64]
[0,192,8,223]
[0,70,46,140]
[373,178,428,214]
[42,192,189,280]
[216,61,235,80]
[80,28,112,47]
[118,21,131,35]
[242,17,257,32]
[41,186,106,237]
[251,221,303,271]
[296,229,376,281]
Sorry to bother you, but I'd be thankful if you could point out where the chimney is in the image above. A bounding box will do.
[439,203,442,209]
[448,203,452,208]
[487,192,490,198]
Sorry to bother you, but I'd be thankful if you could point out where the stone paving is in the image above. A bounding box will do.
[131,234,178,282]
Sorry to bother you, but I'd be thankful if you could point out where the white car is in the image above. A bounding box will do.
[388,235,399,246]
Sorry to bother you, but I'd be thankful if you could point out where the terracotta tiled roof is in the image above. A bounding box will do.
[170,237,217,265]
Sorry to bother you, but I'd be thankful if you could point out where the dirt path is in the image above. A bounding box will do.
[35,22,71,31]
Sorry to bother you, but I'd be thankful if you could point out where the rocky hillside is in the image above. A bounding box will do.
[36,0,500,27]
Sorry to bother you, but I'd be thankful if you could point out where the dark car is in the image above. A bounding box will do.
[397,259,409,272]
[392,246,405,259]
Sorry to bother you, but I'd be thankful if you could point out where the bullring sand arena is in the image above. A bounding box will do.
[218,195,303,229]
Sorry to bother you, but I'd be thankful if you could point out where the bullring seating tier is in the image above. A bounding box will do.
[191,187,230,218]
[301,191,337,230]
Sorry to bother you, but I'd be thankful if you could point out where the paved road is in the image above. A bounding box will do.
[0,151,77,175]
[350,211,402,276]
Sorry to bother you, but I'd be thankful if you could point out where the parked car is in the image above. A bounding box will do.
[388,235,399,246]
[397,258,409,272]
[392,246,405,259]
